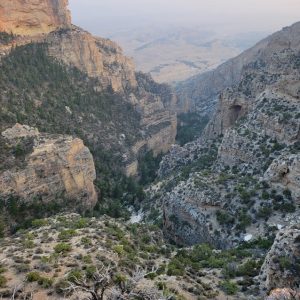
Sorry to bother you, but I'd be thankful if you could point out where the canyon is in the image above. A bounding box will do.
[0,0,177,179]
[0,1,299,299]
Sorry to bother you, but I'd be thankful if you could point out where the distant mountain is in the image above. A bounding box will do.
[176,23,299,115]
[110,26,268,84]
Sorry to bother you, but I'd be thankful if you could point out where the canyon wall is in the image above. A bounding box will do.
[0,0,71,36]
[155,22,300,248]
[0,0,177,176]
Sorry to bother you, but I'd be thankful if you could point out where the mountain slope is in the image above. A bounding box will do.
[176,21,300,115]
[151,21,300,267]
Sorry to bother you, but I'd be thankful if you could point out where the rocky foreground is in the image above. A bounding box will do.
[0,213,299,300]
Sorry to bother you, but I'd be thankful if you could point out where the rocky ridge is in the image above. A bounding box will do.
[176,21,300,116]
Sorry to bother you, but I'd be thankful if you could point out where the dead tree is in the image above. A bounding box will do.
[64,264,165,300]
[64,264,113,300]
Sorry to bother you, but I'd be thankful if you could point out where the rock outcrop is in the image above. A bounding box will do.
[266,288,300,300]
[47,26,137,93]
[265,154,300,202]
[163,175,225,248]
[259,225,300,295]
[0,124,97,210]
[0,0,71,36]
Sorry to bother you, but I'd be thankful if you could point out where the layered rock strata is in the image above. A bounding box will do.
[0,124,97,210]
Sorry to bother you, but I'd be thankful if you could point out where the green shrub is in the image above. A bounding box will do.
[54,243,72,254]
[27,271,41,282]
[236,213,252,231]
[0,265,6,274]
[279,256,292,271]
[55,279,70,295]
[145,272,157,280]
[167,258,185,276]
[23,239,35,249]
[114,273,127,285]
[38,277,54,288]
[222,263,237,279]
[81,237,92,246]
[82,255,92,264]
[14,143,26,157]
[113,245,125,256]
[0,218,5,238]
[31,219,49,228]
[237,259,262,277]
[68,269,83,282]
[85,266,97,279]
[0,275,7,288]
[261,191,270,200]
[220,280,238,295]
[216,210,234,225]
[283,189,292,199]
[74,218,88,229]
[257,207,272,219]
[58,229,77,241]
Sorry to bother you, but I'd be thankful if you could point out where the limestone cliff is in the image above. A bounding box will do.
[205,21,300,140]
[0,0,177,176]
[0,0,71,36]
[47,29,177,171]
[47,26,137,93]
[0,124,97,210]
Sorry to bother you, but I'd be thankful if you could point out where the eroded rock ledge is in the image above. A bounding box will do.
[0,124,97,210]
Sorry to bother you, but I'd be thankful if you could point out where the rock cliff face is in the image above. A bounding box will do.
[0,124,97,210]
[0,0,71,36]
[47,29,177,172]
[259,225,300,295]
[205,22,300,140]
[150,21,300,248]
[265,154,300,202]
[47,26,137,93]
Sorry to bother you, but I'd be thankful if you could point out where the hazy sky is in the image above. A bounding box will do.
[69,0,300,37]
